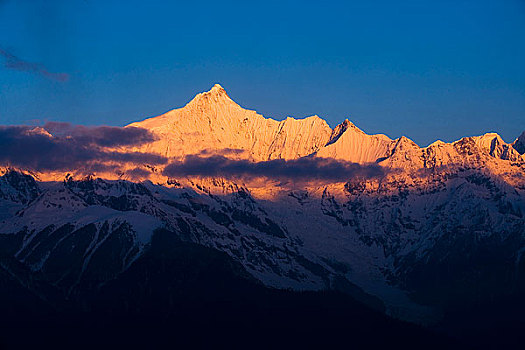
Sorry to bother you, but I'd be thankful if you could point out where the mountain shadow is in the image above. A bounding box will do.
[0,228,462,350]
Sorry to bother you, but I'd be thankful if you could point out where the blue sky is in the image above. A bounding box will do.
[0,0,524,146]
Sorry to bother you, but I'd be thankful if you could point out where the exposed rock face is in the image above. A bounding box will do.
[472,132,524,161]
[128,84,333,161]
[15,84,522,185]
[126,84,524,187]
[0,84,524,337]
[513,131,525,155]
[129,84,400,165]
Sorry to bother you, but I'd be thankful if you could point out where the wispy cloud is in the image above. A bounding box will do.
[42,122,158,147]
[163,155,385,182]
[0,123,166,172]
[0,48,70,82]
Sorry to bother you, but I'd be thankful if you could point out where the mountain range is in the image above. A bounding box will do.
[1,84,524,348]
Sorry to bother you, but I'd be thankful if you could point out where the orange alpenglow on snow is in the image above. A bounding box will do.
[1,84,524,190]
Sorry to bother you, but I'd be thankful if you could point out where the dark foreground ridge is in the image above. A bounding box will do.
[0,229,460,350]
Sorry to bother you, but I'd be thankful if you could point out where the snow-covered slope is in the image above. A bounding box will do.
[128,84,332,161]
[316,120,393,163]
[0,84,524,326]
[128,84,524,171]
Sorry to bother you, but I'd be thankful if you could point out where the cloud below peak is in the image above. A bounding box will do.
[0,123,166,172]
[1,122,385,182]
[163,154,385,182]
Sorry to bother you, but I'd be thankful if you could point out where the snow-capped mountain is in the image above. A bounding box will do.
[127,83,523,168]
[128,84,334,161]
[1,84,524,347]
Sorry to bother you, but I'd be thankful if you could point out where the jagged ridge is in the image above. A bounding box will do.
[128,83,525,170]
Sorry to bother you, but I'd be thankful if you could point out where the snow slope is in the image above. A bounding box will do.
[1,84,524,325]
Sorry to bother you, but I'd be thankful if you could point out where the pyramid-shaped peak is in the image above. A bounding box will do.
[336,119,363,133]
[512,130,525,154]
[340,118,353,127]
[325,119,362,146]
[210,83,226,94]
[395,135,419,148]
[427,139,446,148]
[202,83,230,98]
[185,83,236,108]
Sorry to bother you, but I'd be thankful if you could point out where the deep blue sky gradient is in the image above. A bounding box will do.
[0,0,524,145]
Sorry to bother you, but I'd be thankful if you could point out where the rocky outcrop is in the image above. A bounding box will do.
[128,84,333,161]
[126,84,524,186]
[512,131,525,155]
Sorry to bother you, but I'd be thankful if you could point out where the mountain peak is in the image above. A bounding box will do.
[185,83,236,109]
[202,83,228,98]
[126,84,522,168]
[512,131,525,155]
[328,119,364,142]
[204,83,227,97]
[211,83,225,92]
